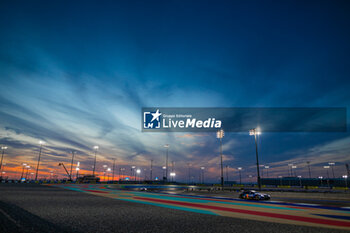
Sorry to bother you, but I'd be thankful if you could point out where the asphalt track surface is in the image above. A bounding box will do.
[0,184,349,233]
[182,191,350,207]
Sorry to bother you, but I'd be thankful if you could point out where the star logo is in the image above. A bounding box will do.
[151,109,162,122]
[143,109,162,129]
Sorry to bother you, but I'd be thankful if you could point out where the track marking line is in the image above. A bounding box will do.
[0,208,21,228]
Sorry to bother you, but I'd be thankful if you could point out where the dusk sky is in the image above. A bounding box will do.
[0,0,350,182]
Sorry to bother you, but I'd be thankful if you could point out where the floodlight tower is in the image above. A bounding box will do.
[200,167,205,184]
[217,129,224,189]
[164,144,169,181]
[238,167,242,185]
[307,161,312,178]
[324,165,330,188]
[69,151,75,181]
[92,146,99,176]
[249,128,261,190]
[35,141,45,181]
[328,162,335,178]
[0,146,7,172]
[264,166,270,178]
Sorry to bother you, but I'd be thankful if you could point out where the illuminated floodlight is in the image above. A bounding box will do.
[238,167,242,170]
[323,166,330,169]
[318,176,323,179]
[132,166,136,169]
[162,166,166,170]
[249,128,261,136]
[328,162,335,166]
[265,166,269,169]
[216,129,224,139]
[200,167,205,170]
[93,146,99,150]
[107,168,111,172]
[136,169,141,174]
[170,172,176,177]
[292,165,297,169]
[343,175,348,179]
[1,146,7,150]
[164,144,169,148]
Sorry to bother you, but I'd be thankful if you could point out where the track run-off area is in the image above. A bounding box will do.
[50,184,350,231]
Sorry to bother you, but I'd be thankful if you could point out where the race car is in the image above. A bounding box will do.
[239,190,271,200]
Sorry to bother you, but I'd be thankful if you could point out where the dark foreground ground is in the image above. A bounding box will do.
[0,184,348,233]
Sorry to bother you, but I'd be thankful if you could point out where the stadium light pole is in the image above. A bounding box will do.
[328,162,335,178]
[170,172,176,182]
[69,151,75,181]
[318,176,323,186]
[171,161,175,182]
[0,146,8,172]
[103,164,108,181]
[143,168,147,180]
[76,162,80,181]
[25,165,30,180]
[200,167,205,184]
[119,167,125,181]
[131,166,136,181]
[343,175,348,189]
[288,164,293,177]
[20,163,27,180]
[265,166,270,178]
[35,141,44,181]
[248,175,253,185]
[187,163,191,184]
[298,175,302,187]
[324,166,330,188]
[225,165,229,182]
[292,165,297,177]
[150,159,153,181]
[278,176,283,186]
[92,146,99,177]
[0,163,6,179]
[136,169,141,182]
[164,144,169,182]
[107,168,111,182]
[250,128,261,190]
[217,129,224,189]
[307,161,312,178]
[238,167,242,185]
[112,159,116,182]
[162,166,166,181]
